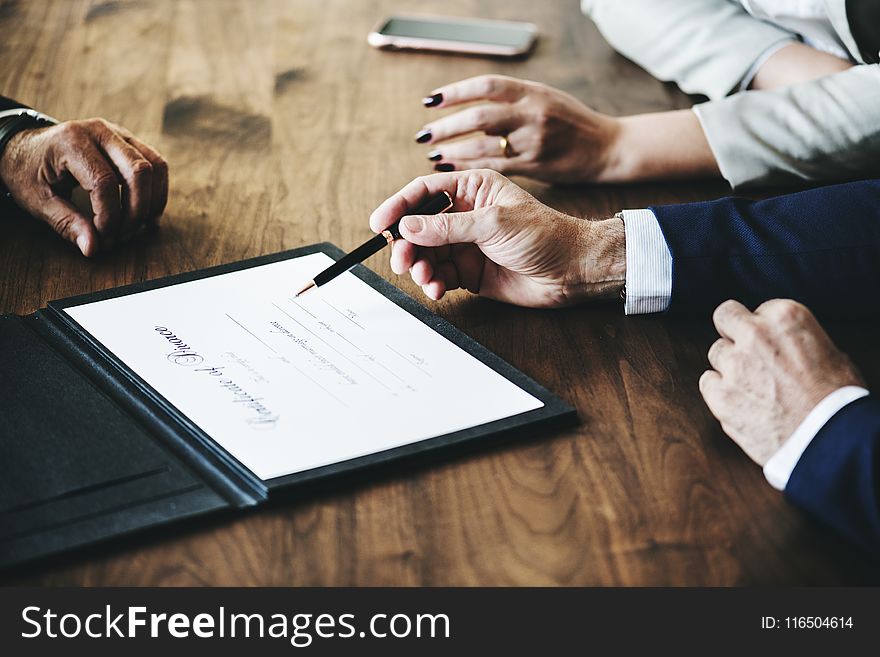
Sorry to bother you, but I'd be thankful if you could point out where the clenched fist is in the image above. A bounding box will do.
[699,299,864,465]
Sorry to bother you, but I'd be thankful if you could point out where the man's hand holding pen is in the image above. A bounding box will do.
[369,169,626,308]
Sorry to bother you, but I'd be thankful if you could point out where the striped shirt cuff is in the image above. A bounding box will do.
[622,209,672,315]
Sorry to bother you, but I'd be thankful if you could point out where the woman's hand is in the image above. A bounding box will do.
[369,169,626,308]
[416,75,622,184]
[416,74,720,184]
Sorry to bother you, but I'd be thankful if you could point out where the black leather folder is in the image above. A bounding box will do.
[0,243,577,570]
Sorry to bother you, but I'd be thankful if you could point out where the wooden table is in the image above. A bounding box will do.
[2,0,877,586]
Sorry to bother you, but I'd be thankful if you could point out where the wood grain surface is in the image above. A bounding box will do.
[2,0,878,585]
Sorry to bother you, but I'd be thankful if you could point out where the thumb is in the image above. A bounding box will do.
[43,196,100,257]
[399,210,490,247]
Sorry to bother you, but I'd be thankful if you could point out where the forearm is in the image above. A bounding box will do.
[603,109,721,183]
[585,0,796,100]
[650,179,880,317]
[749,42,854,91]
[694,64,880,187]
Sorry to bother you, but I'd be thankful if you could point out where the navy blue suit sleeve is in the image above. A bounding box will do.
[650,180,880,318]
[785,396,880,553]
[0,95,29,111]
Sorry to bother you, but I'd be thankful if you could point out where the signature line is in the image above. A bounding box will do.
[225,314,277,353]
[321,299,365,330]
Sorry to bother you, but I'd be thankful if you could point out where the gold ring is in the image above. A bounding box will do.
[499,135,514,158]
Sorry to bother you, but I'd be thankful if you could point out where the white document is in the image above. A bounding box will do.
[63,252,543,480]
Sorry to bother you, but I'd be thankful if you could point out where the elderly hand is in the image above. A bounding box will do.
[699,299,865,466]
[0,117,168,256]
[369,169,625,307]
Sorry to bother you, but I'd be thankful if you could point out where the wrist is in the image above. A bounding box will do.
[606,111,721,182]
[0,129,31,188]
[590,116,629,183]
[563,215,626,304]
[0,110,57,192]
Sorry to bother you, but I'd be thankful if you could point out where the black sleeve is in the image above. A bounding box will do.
[0,95,30,112]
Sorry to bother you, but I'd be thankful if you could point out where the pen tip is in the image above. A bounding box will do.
[294,280,316,297]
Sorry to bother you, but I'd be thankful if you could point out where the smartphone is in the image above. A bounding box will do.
[368,14,537,58]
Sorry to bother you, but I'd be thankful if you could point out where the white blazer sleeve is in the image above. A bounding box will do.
[582,0,797,100]
[694,64,880,188]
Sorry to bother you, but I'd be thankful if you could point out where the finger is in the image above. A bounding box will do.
[104,122,169,222]
[41,195,100,257]
[429,135,513,161]
[434,259,461,291]
[399,209,491,248]
[410,257,434,286]
[99,132,153,235]
[422,104,523,144]
[61,141,122,242]
[706,337,734,372]
[712,299,755,342]
[755,298,810,324]
[440,156,517,175]
[370,171,492,232]
[426,75,527,108]
[698,369,723,408]
[451,243,484,293]
[390,239,419,275]
[121,133,168,223]
[422,279,447,301]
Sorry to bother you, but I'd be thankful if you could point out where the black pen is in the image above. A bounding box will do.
[294,191,454,296]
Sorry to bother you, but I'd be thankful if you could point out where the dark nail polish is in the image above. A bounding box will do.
[427,150,442,161]
[434,162,455,172]
[415,129,432,144]
[422,93,443,107]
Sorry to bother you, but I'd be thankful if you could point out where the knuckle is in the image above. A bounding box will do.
[479,75,498,96]
[483,168,503,182]
[131,159,153,178]
[92,171,118,192]
[698,370,717,395]
[431,213,452,237]
[776,299,807,322]
[50,211,77,238]
[153,156,169,176]
[472,107,491,128]
[85,116,110,130]
[531,105,552,130]
[737,321,761,345]
[55,121,82,140]
[712,300,734,325]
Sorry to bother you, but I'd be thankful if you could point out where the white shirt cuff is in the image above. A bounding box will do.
[621,209,672,315]
[763,386,871,490]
